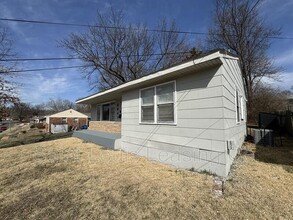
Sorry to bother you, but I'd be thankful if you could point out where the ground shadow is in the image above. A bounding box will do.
[254,137,293,173]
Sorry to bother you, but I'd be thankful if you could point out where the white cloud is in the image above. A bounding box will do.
[275,50,293,66]
[261,0,293,18]
[18,72,87,104]
[263,72,293,91]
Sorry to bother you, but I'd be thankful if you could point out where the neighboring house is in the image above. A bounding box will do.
[31,116,40,124]
[30,116,46,124]
[76,50,247,177]
[46,109,88,133]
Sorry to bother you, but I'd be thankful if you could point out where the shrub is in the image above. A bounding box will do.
[36,123,45,129]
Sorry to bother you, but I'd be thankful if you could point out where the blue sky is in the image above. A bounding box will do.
[1,0,292,105]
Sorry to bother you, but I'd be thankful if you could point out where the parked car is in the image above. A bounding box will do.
[80,125,88,130]
[0,126,7,132]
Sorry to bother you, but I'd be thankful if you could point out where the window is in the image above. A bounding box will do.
[141,87,155,122]
[240,97,245,121]
[157,83,174,123]
[140,81,175,124]
[61,117,67,123]
[74,118,79,123]
[235,90,240,123]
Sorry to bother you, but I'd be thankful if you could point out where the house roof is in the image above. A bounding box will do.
[76,49,238,104]
[49,109,88,118]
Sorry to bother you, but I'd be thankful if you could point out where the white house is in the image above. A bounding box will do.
[76,49,247,177]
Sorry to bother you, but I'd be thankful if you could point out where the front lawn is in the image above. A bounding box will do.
[0,138,292,219]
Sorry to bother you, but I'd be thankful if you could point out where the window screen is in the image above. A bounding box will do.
[157,83,174,122]
[141,87,155,122]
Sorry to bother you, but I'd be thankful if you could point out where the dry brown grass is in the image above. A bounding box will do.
[0,138,292,219]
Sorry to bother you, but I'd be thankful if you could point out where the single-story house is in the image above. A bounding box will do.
[46,109,88,133]
[76,49,247,177]
[30,116,46,125]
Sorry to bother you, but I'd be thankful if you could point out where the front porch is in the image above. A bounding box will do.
[73,129,121,149]
[88,121,121,134]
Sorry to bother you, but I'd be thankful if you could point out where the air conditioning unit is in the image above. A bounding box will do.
[253,129,274,146]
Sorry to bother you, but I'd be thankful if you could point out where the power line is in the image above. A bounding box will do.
[0,65,88,73]
[0,51,194,73]
[0,51,189,73]
[1,17,293,40]
[0,17,204,35]
[0,18,90,28]
[2,57,78,61]
[1,51,191,62]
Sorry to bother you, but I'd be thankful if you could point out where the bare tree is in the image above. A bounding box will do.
[0,28,18,108]
[9,102,33,122]
[76,104,91,114]
[208,0,281,115]
[61,8,191,91]
[45,98,75,113]
[249,83,288,123]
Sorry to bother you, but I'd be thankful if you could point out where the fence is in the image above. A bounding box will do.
[247,111,292,147]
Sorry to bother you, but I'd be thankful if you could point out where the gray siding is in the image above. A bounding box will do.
[121,66,229,176]
[119,57,247,177]
[121,58,247,177]
[221,58,247,171]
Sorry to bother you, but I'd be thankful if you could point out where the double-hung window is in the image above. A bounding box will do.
[140,81,175,124]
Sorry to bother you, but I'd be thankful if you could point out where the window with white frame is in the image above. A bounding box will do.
[140,81,175,124]
[74,118,79,123]
[235,90,240,123]
[240,97,245,121]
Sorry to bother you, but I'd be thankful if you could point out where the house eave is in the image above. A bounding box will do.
[76,51,231,105]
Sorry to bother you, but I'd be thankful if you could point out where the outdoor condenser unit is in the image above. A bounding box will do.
[253,129,274,146]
